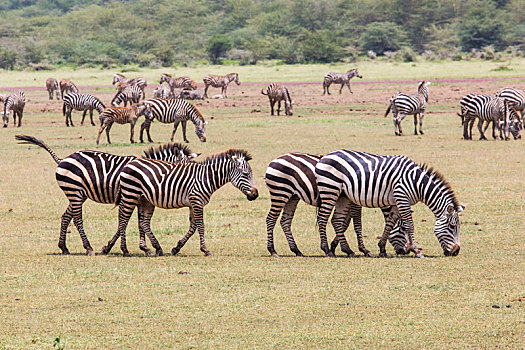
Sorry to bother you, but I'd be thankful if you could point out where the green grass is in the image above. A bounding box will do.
[0,63,524,349]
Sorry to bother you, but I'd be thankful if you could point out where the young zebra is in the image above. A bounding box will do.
[180,89,205,100]
[385,81,430,136]
[62,93,105,127]
[322,68,362,95]
[46,78,60,100]
[458,94,511,140]
[139,98,207,143]
[15,135,199,256]
[96,102,153,144]
[59,79,79,97]
[496,87,524,122]
[153,84,176,99]
[112,73,147,99]
[160,73,197,92]
[102,149,258,257]
[261,83,293,116]
[265,152,409,257]
[111,84,143,107]
[2,90,26,128]
[203,72,240,98]
[315,150,465,258]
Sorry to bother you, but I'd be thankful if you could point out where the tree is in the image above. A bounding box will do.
[299,30,343,63]
[361,22,407,55]
[457,7,506,51]
[207,35,233,64]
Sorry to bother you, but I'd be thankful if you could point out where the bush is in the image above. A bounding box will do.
[299,30,343,63]
[361,22,408,55]
[0,48,17,70]
[207,35,232,64]
[457,7,506,51]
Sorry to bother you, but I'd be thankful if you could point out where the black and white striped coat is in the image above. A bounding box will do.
[265,152,409,257]
[62,93,105,127]
[160,73,197,92]
[102,149,258,256]
[112,73,147,99]
[153,84,176,99]
[97,102,153,144]
[261,83,293,116]
[59,79,79,98]
[203,73,240,98]
[496,87,524,121]
[46,78,60,100]
[140,98,207,143]
[15,135,199,256]
[2,90,26,128]
[385,81,430,135]
[315,150,464,258]
[459,94,513,140]
[322,68,362,95]
[111,84,143,107]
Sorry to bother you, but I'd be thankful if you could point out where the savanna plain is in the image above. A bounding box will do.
[0,61,524,349]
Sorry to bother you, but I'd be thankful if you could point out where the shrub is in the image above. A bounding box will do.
[457,7,506,51]
[207,35,233,64]
[0,48,17,70]
[361,22,408,55]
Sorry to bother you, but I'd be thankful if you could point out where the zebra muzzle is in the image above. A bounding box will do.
[246,188,258,201]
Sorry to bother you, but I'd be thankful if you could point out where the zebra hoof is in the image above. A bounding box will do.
[171,247,181,256]
[364,251,374,258]
[61,249,70,255]
[86,249,95,256]
[271,253,280,258]
[145,250,155,257]
[122,252,131,257]
[379,252,388,258]
[415,253,425,258]
[294,251,304,257]
[345,252,356,258]
[420,131,424,135]
[101,246,110,255]
[156,249,164,257]
[326,251,336,258]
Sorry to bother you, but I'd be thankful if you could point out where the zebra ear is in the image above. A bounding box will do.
[189,152,201,159]
[204,121,209,125]
[457,205,465,213]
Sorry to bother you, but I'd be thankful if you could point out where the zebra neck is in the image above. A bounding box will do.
[201,161,232,191]
[416,172,452,217]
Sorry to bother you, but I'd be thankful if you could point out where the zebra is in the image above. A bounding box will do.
[315,150,465,258]
[458,94,512,140]
[322,68,362,95]
[59,79,79,97]
[111,84,143,107]
[101,149,259,257]
[385,81,430,136]
[46,78,60,100]
[62,93,105,127]
[15,134,199,256]
[180,89,205,100]
[112,73,147,99]
[159,73,197,93]
[139,98,207,144]
[96,102,153,145]
[2,90,26,128]
[203,73,240,98]
[153,84,176,99]
[496,87,524,122]
[265,152,410,257]
[261,83,293,116]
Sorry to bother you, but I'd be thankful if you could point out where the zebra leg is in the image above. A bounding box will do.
[397,114,405,135]
[140,119,153,143]
[204,85,209,98]
[96,121,107,145]
[137,200,162,256]
[270,99,275,116]
[182,121,188,143]
[222,86,227,98]
[105,121,114,144]
[330,197,355,257]
[322,82,326,95]
[90,109,95,126]
[71,202,95,256]
[477,119,487,140]
[393,194,423,258]
[326,82,331,95]
[48,90,52,100]
[317,198,337,257]
[378,207,398,257]
[68,108,74,127]
[171,206,198,256]
[81,110,87,126]
[279,196,304,257]
[339,83,344,94]
[17,111,22,127]
[346,82,353,94]
[349,203,373,257]
[58,204,75,255]
[414,114,418,135]
[266,196,286,257]
[130,120,136,144]
[468,118,475,140]
[102,201,136,257]
[277,100,281,116]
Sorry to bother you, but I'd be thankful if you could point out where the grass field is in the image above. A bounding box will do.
[0,62,524,349]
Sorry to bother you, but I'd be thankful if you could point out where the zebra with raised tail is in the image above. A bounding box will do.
[112,73,147,99]
[46,78,60,100]
[111,84,143,106]
[3,90,26,128]
[315,150,464,258]
[139,98,207,143]
[458,94,512,140]
[15,135,199,256]
[265,152,409,257]
[385,81,430,136]
[261,83,293,116]
[203,73,240,98]
[96,102,153,144]
[62,93,105,127]
[102,149,258,257]
[322,68,362,95]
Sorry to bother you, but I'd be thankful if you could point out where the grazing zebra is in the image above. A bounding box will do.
[15,135,199,256]
[203,73,240,98]
[153,84,176,99]
[458,94,512,140]
[265,152,409,257]
[462,108,521,140]
[139,98,207,143]
[97,102,153,144]
[62,93,105,127]
[111,84,143,106]
[46,78,60,100]
[315,150,464,258]
[322,68,362,95]
[496,87,524,122]
[112,73,147,99]
[385,81,430,136]
[261,83,293,116]
[160,73,197,92]
[2,90,26,128]
[59,79,79,97]
[102,149,259,257]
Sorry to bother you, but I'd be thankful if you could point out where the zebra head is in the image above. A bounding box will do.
[508,108,522,139]
[112,73,125,85]
[388,223,410,255]
[418,81,430,102]
[189,80,198,90]
[159,73,171,85]
[348,68,362,79]
[226,149,258,201]
[136,102,154,121]
[434,203,464,256]
[229,73,240,85]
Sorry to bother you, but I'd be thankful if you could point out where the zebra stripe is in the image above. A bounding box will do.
[458,94,512,140]
[62,93,105,127]
[261,83,293,116]
[112,73,147,99]
[102,149,258,256]
[153,84,175,99]
[96,102,153,144]
[203,73,240,98]
[160,73,197,91]
[2,90,26,128]
[385,81,430,135]
[139,98,207,143]
[322,68,362,95]
[59,79,79,98]
[46,78,60,100]
[315,150,464,258]
[111,84,143,107]
[15,135,198,256]
[496,87,524,121]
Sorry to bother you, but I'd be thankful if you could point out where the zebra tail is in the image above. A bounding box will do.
[15,135,62,164]
[384,102,392,118]
[114,186,122,208]
[62,102,66,116]
[261,88,268,95]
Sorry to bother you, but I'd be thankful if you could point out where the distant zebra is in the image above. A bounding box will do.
[102,149,259,256]
[2,90,26,128]
[153,84,175,99]
[265,152,409,257]
[15,135,199,256]
[59,79,79,97]
[315,150,464,258]
[322,68,362,95]
[385,81,430,135]
[111,84,143,106]
[261,83,293,116]
[46,78,60,100]
[97,102,153,144]
[180,89,205,100]
[62,93,105,127]
[160,73,197,92]
[458,94,512,140]
[139,98,207,143]
[203,73,240,98]
[496,87,524,122]
[112,73,147,99]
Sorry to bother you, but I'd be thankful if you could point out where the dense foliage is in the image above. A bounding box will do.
[0,0,523,69]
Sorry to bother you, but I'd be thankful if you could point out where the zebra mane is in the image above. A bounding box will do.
[419,163,461,210]
[201,149,252,164]
[162,73,172,77]
[190,103,206,122]
[143,142,194,159]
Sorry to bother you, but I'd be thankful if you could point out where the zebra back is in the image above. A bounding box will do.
[496,88,525,110]
[143,142,200,162]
